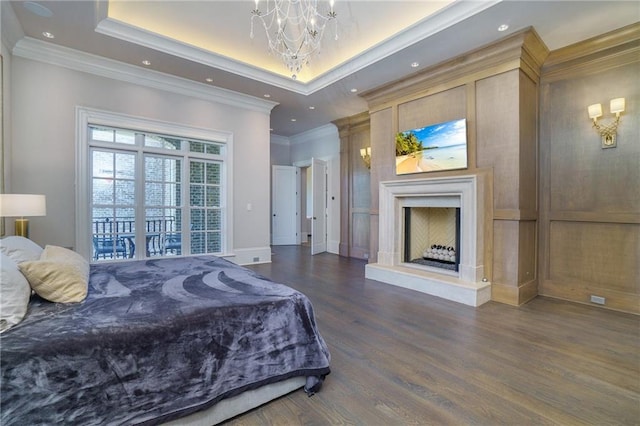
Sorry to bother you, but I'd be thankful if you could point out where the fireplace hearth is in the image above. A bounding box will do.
[365,175,491,307]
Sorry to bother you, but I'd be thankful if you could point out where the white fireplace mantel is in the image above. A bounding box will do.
[365,175,491,306]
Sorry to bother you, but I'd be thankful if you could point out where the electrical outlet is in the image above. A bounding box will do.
[253,257,260,262]
[590,295,606,305]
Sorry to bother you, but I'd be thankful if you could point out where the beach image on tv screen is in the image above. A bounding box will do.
[395,118,467,174]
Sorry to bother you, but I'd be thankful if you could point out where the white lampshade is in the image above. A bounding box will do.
[587,103,602,119]
[0,194,47,217]
[610,98,625,114]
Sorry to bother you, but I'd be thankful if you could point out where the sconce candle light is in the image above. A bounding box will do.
[587,97,625,148]
[0,194,47,238]
[360,147,371,169]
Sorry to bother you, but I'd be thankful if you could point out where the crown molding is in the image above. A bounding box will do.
[289,123,338,146]
[360,27,549,109]
[12,37,279,114]
[270,135,291,146]
[94,1,499,96]
[95,17,312,95]
[305,0,502,94]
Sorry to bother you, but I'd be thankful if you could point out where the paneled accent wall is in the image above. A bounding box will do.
[539,24,639,314]
[334,112,371,259]
[361,28,549,306]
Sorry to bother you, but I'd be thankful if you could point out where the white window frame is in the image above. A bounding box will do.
[76,107,234,261]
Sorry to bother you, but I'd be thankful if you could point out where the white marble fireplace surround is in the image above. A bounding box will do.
[365,175,491,306]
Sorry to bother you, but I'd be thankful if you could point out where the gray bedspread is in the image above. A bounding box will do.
[1,256,330,425]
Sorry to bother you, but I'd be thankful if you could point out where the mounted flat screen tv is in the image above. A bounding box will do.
[395,118,468,175]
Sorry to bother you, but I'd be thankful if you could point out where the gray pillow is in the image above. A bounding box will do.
[0,253,32,332]
[0,236,44,263]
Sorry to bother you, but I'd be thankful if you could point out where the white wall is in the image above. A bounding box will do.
[8,55,273,264]
[290,124,340,254]
[270,135,291,166]
[1,40,12,199]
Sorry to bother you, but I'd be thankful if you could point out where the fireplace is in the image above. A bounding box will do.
[404,206,460,272]
[365,175,491,306]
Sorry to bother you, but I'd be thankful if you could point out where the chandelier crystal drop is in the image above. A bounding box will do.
[251,0,337,79]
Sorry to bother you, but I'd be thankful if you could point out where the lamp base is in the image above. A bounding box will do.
[15,218,30,238]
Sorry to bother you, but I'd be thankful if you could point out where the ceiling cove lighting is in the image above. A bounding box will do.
[250,0,337,80]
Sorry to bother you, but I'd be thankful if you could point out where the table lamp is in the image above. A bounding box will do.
[0,194,47,238]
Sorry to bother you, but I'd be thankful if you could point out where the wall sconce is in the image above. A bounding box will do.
[0,194,47,238]
[360,147,371,169]
[587,97,625,148]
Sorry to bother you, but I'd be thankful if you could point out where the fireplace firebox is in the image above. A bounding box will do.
[403,207,461,272]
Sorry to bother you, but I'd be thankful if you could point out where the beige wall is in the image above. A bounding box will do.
[539,24,639,313]
[7,56,273,264]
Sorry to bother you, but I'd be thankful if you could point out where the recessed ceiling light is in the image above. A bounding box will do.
[411,62,419,68]
[24,2,53,17]
[263,94,271,98]
[205,78,213,83]
[142,60,151,66]
[498,24,509,32]
[309,106,315,110]
[290,118,297,122]
[42,32,55,39]
[350,88,358,93]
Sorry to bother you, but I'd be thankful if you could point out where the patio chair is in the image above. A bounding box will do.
[92,235,128,260]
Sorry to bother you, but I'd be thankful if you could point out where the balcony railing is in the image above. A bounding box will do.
[92,216,181,260]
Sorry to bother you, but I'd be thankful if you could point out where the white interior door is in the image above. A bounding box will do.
[272,165,299,245]
[311,158,327,255]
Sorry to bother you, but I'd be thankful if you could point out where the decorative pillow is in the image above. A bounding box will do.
[19,245,89,303]
[0,236,44,264]
[0,253,32,333]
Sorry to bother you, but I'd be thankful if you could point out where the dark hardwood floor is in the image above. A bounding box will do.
[226,245,640,425]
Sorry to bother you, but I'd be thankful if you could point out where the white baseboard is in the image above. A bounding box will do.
[226,247,272,266]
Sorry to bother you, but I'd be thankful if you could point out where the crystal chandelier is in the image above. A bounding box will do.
[250,0,337,80]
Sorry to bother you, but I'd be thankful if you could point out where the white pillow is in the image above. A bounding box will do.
[19,245,89,304]
[0,252,32,333]
[0,236,44,264]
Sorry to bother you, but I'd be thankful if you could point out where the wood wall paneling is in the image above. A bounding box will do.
[369,108,394,262]
[549,222,640,293]
[476,70,521,211]
[519,71,539,213]
[539,23,640,314]
[397,86,466,133]
[360,28,547,306]
[492,220,519,286]
[334,112,371,260]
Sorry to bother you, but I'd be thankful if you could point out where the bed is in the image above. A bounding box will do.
[0,240,330,425]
